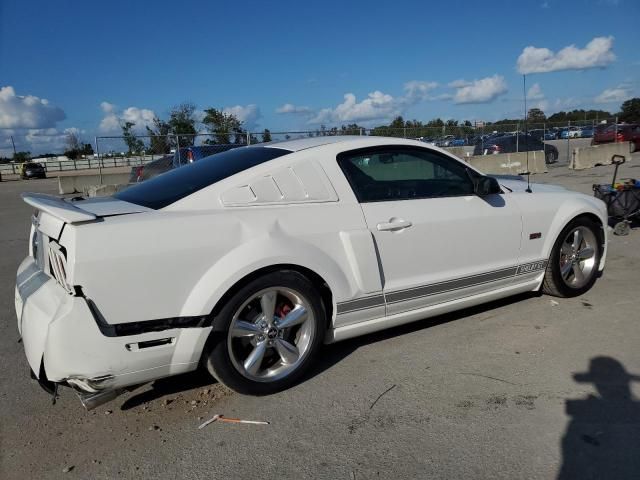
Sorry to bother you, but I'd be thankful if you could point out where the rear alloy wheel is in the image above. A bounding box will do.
[542,218,602,297]
[205,271,326,395]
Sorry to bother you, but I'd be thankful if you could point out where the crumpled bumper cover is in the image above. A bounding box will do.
[15,256,211,392]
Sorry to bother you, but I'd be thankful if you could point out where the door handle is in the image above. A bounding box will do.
[376,218,413,231]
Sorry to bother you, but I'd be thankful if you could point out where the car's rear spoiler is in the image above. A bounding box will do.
[22,193,97,224]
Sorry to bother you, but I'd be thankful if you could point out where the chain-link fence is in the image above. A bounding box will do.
[0,118,627,179]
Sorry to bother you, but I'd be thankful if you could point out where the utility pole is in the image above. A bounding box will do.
[10,135,17,156]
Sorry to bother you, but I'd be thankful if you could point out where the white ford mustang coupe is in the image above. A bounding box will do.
[16,136,607,408]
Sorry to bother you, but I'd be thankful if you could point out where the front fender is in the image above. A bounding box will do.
[515,192,608,274]
[539,195,608,274]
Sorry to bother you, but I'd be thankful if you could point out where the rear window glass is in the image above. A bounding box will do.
[115,146,290,209]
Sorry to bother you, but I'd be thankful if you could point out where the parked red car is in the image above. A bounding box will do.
[592,124,640,152]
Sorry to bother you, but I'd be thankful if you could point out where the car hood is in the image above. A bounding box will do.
[499,178,568,193]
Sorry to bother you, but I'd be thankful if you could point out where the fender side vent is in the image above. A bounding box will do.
[126,338,175,351]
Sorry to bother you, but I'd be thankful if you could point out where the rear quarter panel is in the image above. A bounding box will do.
[71,204,379,326]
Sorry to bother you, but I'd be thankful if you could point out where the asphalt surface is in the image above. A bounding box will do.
[1,159,639,479]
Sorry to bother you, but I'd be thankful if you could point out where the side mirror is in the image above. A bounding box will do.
[474,176,501,196]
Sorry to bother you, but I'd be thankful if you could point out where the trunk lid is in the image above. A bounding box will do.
[23,193,151,239]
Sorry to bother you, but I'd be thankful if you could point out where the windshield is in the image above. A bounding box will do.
[115,146,291,209]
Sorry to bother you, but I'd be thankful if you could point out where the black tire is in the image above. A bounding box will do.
[203,270,327,395]
[545,151,555,164]
[542,217,603,298]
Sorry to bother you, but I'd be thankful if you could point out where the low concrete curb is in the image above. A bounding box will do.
[85,184,129,197]
[570,142,632,170]
[58,172,131,194]
[466,150,547,175]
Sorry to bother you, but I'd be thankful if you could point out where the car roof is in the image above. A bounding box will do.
[263,135,423,152]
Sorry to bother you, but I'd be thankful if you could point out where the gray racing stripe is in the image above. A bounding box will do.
[336,294,385,314]
[336,260,548,315]
[385,266,518,304]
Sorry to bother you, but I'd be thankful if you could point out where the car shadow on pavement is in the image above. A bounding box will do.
[121,292,539,410]
[120,369,215,410]
[304,291,539,383]
[557,357,640,479]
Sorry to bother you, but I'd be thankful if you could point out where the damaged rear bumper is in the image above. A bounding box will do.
[15,256,211,407]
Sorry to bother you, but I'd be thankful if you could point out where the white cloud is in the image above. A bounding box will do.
[98,102,156,134]
[451,75,508,104]
[100,101,115,114]
[517,36,616,74]
[594,86,630,104]
[527,83,545,100]
[403,81,438,102]
[0,86,66,129]
[276,103,312,114]
[306,80,440,125]
[448,79,471,88]
[0,126,85,157]
[223,104,261,130]
[309,91,401,125]
[553,97,581,109]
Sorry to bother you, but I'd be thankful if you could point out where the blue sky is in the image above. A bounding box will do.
[1,0,639,153]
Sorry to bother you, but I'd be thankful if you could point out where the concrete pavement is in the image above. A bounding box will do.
[1,161,639,479]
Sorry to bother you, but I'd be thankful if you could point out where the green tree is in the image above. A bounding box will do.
[65,131,81,151]
[618,98,640,123]
[121,121,145,155]
[168,103,198,147]
[341,123,362,135]
[63,130,82,159]
[13,151,30,162]
[547,109,611,124]
[81,143,94,156]
[527,108,546,122]
[202,108,244,144]
[262,128,272,142]
[146,117,172,154]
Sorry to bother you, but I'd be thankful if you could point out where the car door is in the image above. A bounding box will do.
[338,145,523,316]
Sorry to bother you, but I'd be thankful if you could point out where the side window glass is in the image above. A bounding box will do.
[338,147,474,202]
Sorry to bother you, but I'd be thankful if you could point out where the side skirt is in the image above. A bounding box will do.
[326,277,542,343]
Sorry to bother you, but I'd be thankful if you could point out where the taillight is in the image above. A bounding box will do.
[187,150,194,162]
[135,166,144,181]
[490,144,501,153]
[48,241,74,294]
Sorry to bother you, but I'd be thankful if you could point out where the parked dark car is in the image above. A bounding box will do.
[593,124,640,152]
[129,144,243,183]
[579,127,594,138]
[528,129,545,141]
[473,134,559,163]
[129,154,174,183]
[172,144,241,168]
[20,162,46,179]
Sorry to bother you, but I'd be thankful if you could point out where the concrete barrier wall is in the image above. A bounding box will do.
[570,142,632,170]
[58,173,131,194]
[443,146,468,159]
[466,150,547,175]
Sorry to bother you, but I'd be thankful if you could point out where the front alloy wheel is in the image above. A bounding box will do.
[205,271,326,395]
[542,217,602,297]
[557,226,598,289]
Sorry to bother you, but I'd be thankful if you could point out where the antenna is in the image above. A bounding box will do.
[523,74,532,193]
